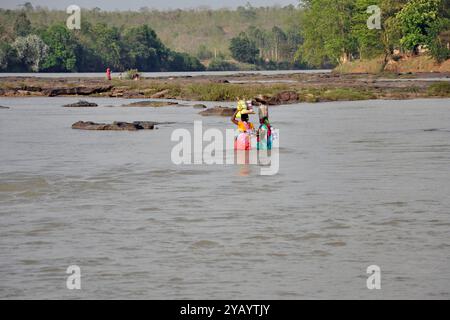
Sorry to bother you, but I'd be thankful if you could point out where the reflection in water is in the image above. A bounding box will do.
[234,149,280,177]
[238,164,251,177]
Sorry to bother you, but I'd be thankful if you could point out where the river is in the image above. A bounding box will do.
[0,70,331,79]
[0,97,449,299]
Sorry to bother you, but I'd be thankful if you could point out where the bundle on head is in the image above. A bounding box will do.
[259,105,269,120]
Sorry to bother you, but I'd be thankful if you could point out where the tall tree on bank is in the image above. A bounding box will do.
[41,24,79,72]
[297,0,357,67]
[378,0,409,61]
[397,0,444,55]
[122,25,169,71]
[351,0,384,60]
[297,0,449,67]
[350,0,409,62]
[244,25,302,63]
[0,42,9,70]
[12,34,49,72]
[439,0,450,54]
[91,23,123,70]
[13,12,32,37]
[229,32,260,64]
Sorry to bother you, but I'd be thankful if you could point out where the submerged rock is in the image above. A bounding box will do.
[0,105,10,109]
[63,100,98,108]
[72,121,158,131]
[193,104,207,109]
[199,106,236,117]
[121,101,178,108]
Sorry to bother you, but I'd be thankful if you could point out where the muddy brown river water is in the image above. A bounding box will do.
[0,97,449,299]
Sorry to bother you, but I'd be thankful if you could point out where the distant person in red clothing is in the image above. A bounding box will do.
[106,68,112,81]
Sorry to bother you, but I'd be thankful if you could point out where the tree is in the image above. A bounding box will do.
[207,58,239,71]
[247,26,268,59]
[351,0,384,60]
[12,35,48,71]
[445,0,450,18]
[91,23,123,70]
[297,0,357,67]
[285,28,303,60]
[74,20,104,71]
[237,2,257,20]
[272,26,287,62]
[397,0,443,54]
[41,24,79,72]
[122,25,169,71]
[21,2,34,11]
[0,42,10,70]
[430,0,450,61]
[379,0,409,59]
[196,44,214,60]
[229,32,260,64]
[14,12,32,37]
[167,51,205,71]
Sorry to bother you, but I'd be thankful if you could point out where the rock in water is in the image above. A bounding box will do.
[72,121,157,131]
[193,104,207,109]
[121,101,178,108]
[63,100,98,108]
[199,106,236,117]
[109,122,144,131]
[0,106,10,109]
[72,121,111,130]
[133,121,159,130]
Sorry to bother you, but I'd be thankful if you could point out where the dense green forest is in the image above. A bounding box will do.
[0,3,304,72]
[0,1,449,72]
[0,10,207,72]
[298,0,450,67]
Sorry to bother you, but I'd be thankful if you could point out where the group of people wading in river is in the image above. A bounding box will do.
[106,69,274,150]
[231,98,273,151]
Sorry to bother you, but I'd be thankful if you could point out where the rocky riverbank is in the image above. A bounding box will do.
[336,56,450,74]
[1,72,450,103]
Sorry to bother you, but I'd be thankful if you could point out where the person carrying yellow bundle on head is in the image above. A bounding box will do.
[235,97,247,119]
[231,108,255,151]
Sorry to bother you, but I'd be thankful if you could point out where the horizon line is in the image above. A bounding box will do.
[0,4,300,13]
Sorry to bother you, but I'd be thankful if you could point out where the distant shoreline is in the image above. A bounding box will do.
[0,70,332,79]
[1,72,449,103]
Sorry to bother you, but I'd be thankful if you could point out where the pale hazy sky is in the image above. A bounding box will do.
[0,0,299,10]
